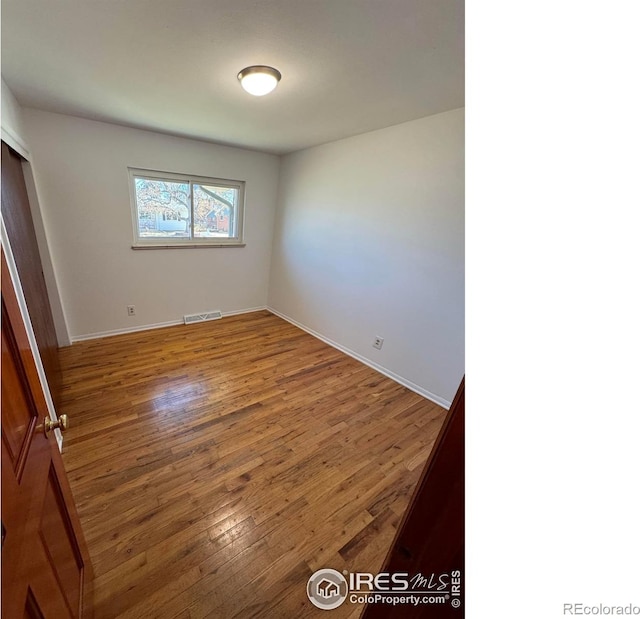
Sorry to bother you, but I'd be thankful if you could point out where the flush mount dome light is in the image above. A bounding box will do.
[237,65,281,96]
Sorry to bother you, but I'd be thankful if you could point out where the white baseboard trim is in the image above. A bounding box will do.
[221,306,267,318]
[68,305,451,408]
[266,306,451,410]
[71,319,183,342]
[70,306,267,343]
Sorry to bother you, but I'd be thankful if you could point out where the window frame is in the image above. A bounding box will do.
[128,168,246,249]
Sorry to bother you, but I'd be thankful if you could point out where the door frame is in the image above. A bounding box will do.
[1,217,64,451]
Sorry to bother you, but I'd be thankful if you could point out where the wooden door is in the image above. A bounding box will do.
[363,377,464,618]
[1,249,93,618]
[1,141,62,410]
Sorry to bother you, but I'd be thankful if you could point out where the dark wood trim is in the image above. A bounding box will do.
[1,140,62,409]
[363,377,464,618]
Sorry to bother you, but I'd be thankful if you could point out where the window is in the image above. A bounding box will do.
[128,168,245,248]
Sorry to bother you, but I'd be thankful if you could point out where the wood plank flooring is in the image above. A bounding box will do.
[58,311,446,618]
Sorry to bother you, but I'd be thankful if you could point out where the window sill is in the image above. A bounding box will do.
[132,243,246,250]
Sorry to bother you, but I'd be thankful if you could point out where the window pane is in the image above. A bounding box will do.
[134,178,190,238]
[192,184,238,239]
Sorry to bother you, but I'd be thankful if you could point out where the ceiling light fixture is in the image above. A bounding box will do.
[237,65,281,96]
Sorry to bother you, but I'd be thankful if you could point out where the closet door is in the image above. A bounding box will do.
[1,140,62,409]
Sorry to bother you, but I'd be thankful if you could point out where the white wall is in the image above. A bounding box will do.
[18,104,462,404]
[22,109,280,339]
[268,108,464,405]
[2,78,71,346]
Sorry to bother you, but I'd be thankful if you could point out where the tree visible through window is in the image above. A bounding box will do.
[129,169,245,247]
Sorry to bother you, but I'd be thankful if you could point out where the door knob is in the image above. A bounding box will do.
[44,414,69,437]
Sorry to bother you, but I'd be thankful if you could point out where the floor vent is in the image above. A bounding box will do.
[183,311,222,325]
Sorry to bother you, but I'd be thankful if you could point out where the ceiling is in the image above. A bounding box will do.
[1,0,464,155]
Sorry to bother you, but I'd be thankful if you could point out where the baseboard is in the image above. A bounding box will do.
[70,306,267,343]
[266,306,451,410]
[70,319,183,342]
[220,306,267,318]
[69,305,451,408]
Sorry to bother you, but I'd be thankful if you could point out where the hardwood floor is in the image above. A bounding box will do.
[59,311,446,618]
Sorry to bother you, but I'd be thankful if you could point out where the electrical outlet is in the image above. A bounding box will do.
[127,305,136,316]
[373,336,384,350]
